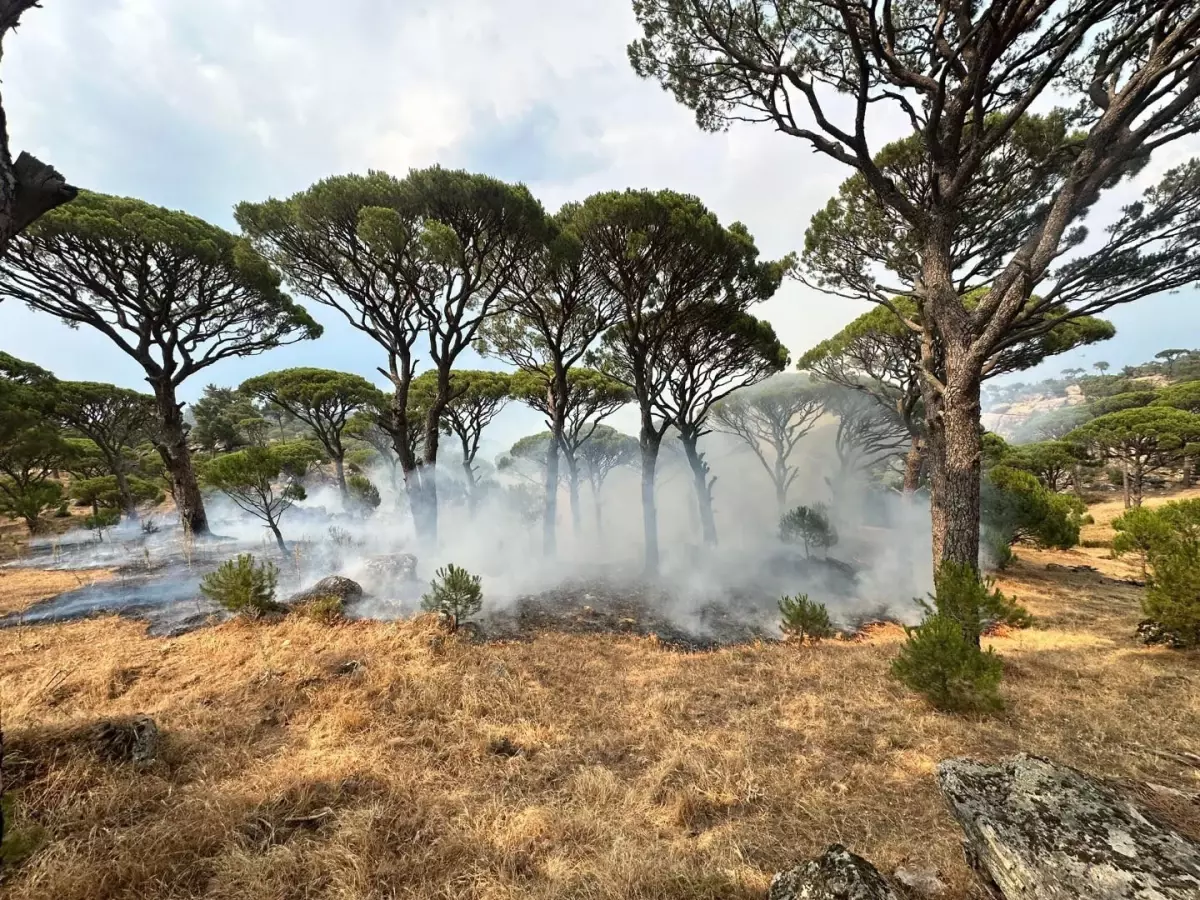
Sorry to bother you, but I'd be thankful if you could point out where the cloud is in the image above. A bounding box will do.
[0,0,1196,444]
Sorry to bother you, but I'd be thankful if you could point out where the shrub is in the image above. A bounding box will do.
[347,473,381,515]
[921,561,1032,638]
[892,614,1004,713]
[82,508,120,539]
[0,480,64,534]
[53,500,70,518]
[328,525,358,547]
[421,563,483,631]
[140,518,160,535]
[200,554,281,617]
[982,465,1086,560]
[1113,500,1200,646]
[778,594,834,642]
[779,503,839,558]
[295,594,344,625]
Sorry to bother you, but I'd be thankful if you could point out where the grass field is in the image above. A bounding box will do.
[1,495,1198,899]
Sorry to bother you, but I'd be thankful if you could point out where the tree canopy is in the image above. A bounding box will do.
[202,446,307,553]
[1070,407,1200,506]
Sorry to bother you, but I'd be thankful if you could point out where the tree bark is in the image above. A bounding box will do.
[927,366,982,573]
[902,435,924,493]
[149,380,209,536]
[1122,460,1132,509]
[680,434,718,546]
[333,455,348,500]
[639,427,662,575]
[268,519,287,555]
[564,453,582,536]
[590,477,604,537]
[112,464,139,520]
[543,434,561,557]
[0,151,77,254]
[937,755,1200,900]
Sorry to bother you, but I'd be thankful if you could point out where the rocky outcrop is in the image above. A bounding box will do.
[768,845,900,899]
[937,755,1200,899]
[361,553,419,585]
[283,575,363,607]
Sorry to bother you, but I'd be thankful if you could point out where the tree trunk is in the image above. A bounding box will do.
[113,465,139,520]
[774,475,789,517]
[1122,459,1132,508]
[462,460,478,517]
[149,379,209,536]
[927,366,982,573]
[0,152,77,255]
[680,434,718,546]
[542,435,561,557]
[902,435,924,493]
[590,477,604,537]
[564,453,582,536]
[1132,460,1144,507]
[639,426,662,575]
[269,519,287,555]
[937,755,1200,900]
[333,455,348,500]
[421,372,453,545]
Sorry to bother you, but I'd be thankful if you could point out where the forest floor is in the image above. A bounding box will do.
[1,491,1199,899]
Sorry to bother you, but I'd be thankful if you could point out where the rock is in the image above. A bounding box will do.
[284,575,363,607]
[768,845,900,899]
[1136,619,1188,648]
[937,755,1200,899]
[892,866,947,897]
[361,553,418,585]
[91,714,159,764]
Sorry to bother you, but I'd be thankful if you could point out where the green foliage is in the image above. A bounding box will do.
[1069,407,1200,504]
[1152,381,1200,415]
[0,480,63,534]
[1112,500,1200,646]
[239,367,383,467]
[891,614,1004,713]
[983,466,1086,558]
[779,503,838,558]
[0,794,47,868]
[921,561,1032,638]
[1003,440,1087,492]
[778,594,833,643]
[1090,391,1159,416]
[421,563,483,631]
[202,447,306,549]
[347,473,381,515]
[200,554,281,617]
[53,500,70,518]
[294,594,344,625]
[191,385,267,453]
[82,507,121,537]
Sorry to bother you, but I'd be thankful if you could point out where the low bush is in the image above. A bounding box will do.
[779,503,838,558]
[1113,500,1200,647]
[778,594,834,643]
[891,613,1004,713]
[200,554,282,618]
[421,563,483,632]
[920,561,1032,637]
[294,594,344,625]
[982,466,1087,563]
[347,474,380,516]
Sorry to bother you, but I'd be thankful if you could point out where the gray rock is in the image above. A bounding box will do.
[91,714,159,764]
[768,845,900,900]
[361,553,418,585]
[892,866,947,897]
[284,575,364,607]
[937,754,1200,899]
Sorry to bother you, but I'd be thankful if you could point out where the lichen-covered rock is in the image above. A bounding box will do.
[937,754,1200,899]
[892,866,948,897]
[1136,619,1186,648]
[768,845,899,900]
[91,714,159,764]
[284,575,363,607]
[361,553,418,583]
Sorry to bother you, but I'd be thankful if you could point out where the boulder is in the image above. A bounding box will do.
[892,866,947,897]
[283,575,363,607]
[937,755,1200,899]
[91,714,159,764]
[768,845,900,900]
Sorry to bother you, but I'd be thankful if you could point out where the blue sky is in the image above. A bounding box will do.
[1,0,1197,448]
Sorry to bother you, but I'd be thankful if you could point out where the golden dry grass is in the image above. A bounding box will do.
[1,522,1199,898]
[0,568,113,617]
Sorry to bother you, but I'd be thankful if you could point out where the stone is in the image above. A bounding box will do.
[284,575,363,607]
[768,845,900,900]
[1136,619,1187,648]
[361,553,419,584]
[937,754,1200,899]
[91,714,159,764]
[892,866,947,897]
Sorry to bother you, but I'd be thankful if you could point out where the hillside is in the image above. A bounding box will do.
[2,492,1198,900]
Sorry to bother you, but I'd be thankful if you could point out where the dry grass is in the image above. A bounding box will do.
[0,568,113,617]
[1,521,1199,898]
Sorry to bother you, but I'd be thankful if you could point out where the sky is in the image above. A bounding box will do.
[1,0,1198,449]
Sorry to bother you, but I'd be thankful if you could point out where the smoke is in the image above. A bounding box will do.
[4,390,935,640]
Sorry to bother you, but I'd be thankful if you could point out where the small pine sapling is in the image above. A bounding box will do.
[200,553,282,618]
[82,508,121,541]
[918,561,1032,640]
[421,563,483,632]
[778,594,834,643]
[891,614,1004,713]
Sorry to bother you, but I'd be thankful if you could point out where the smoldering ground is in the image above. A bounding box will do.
[3,400,933,644]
